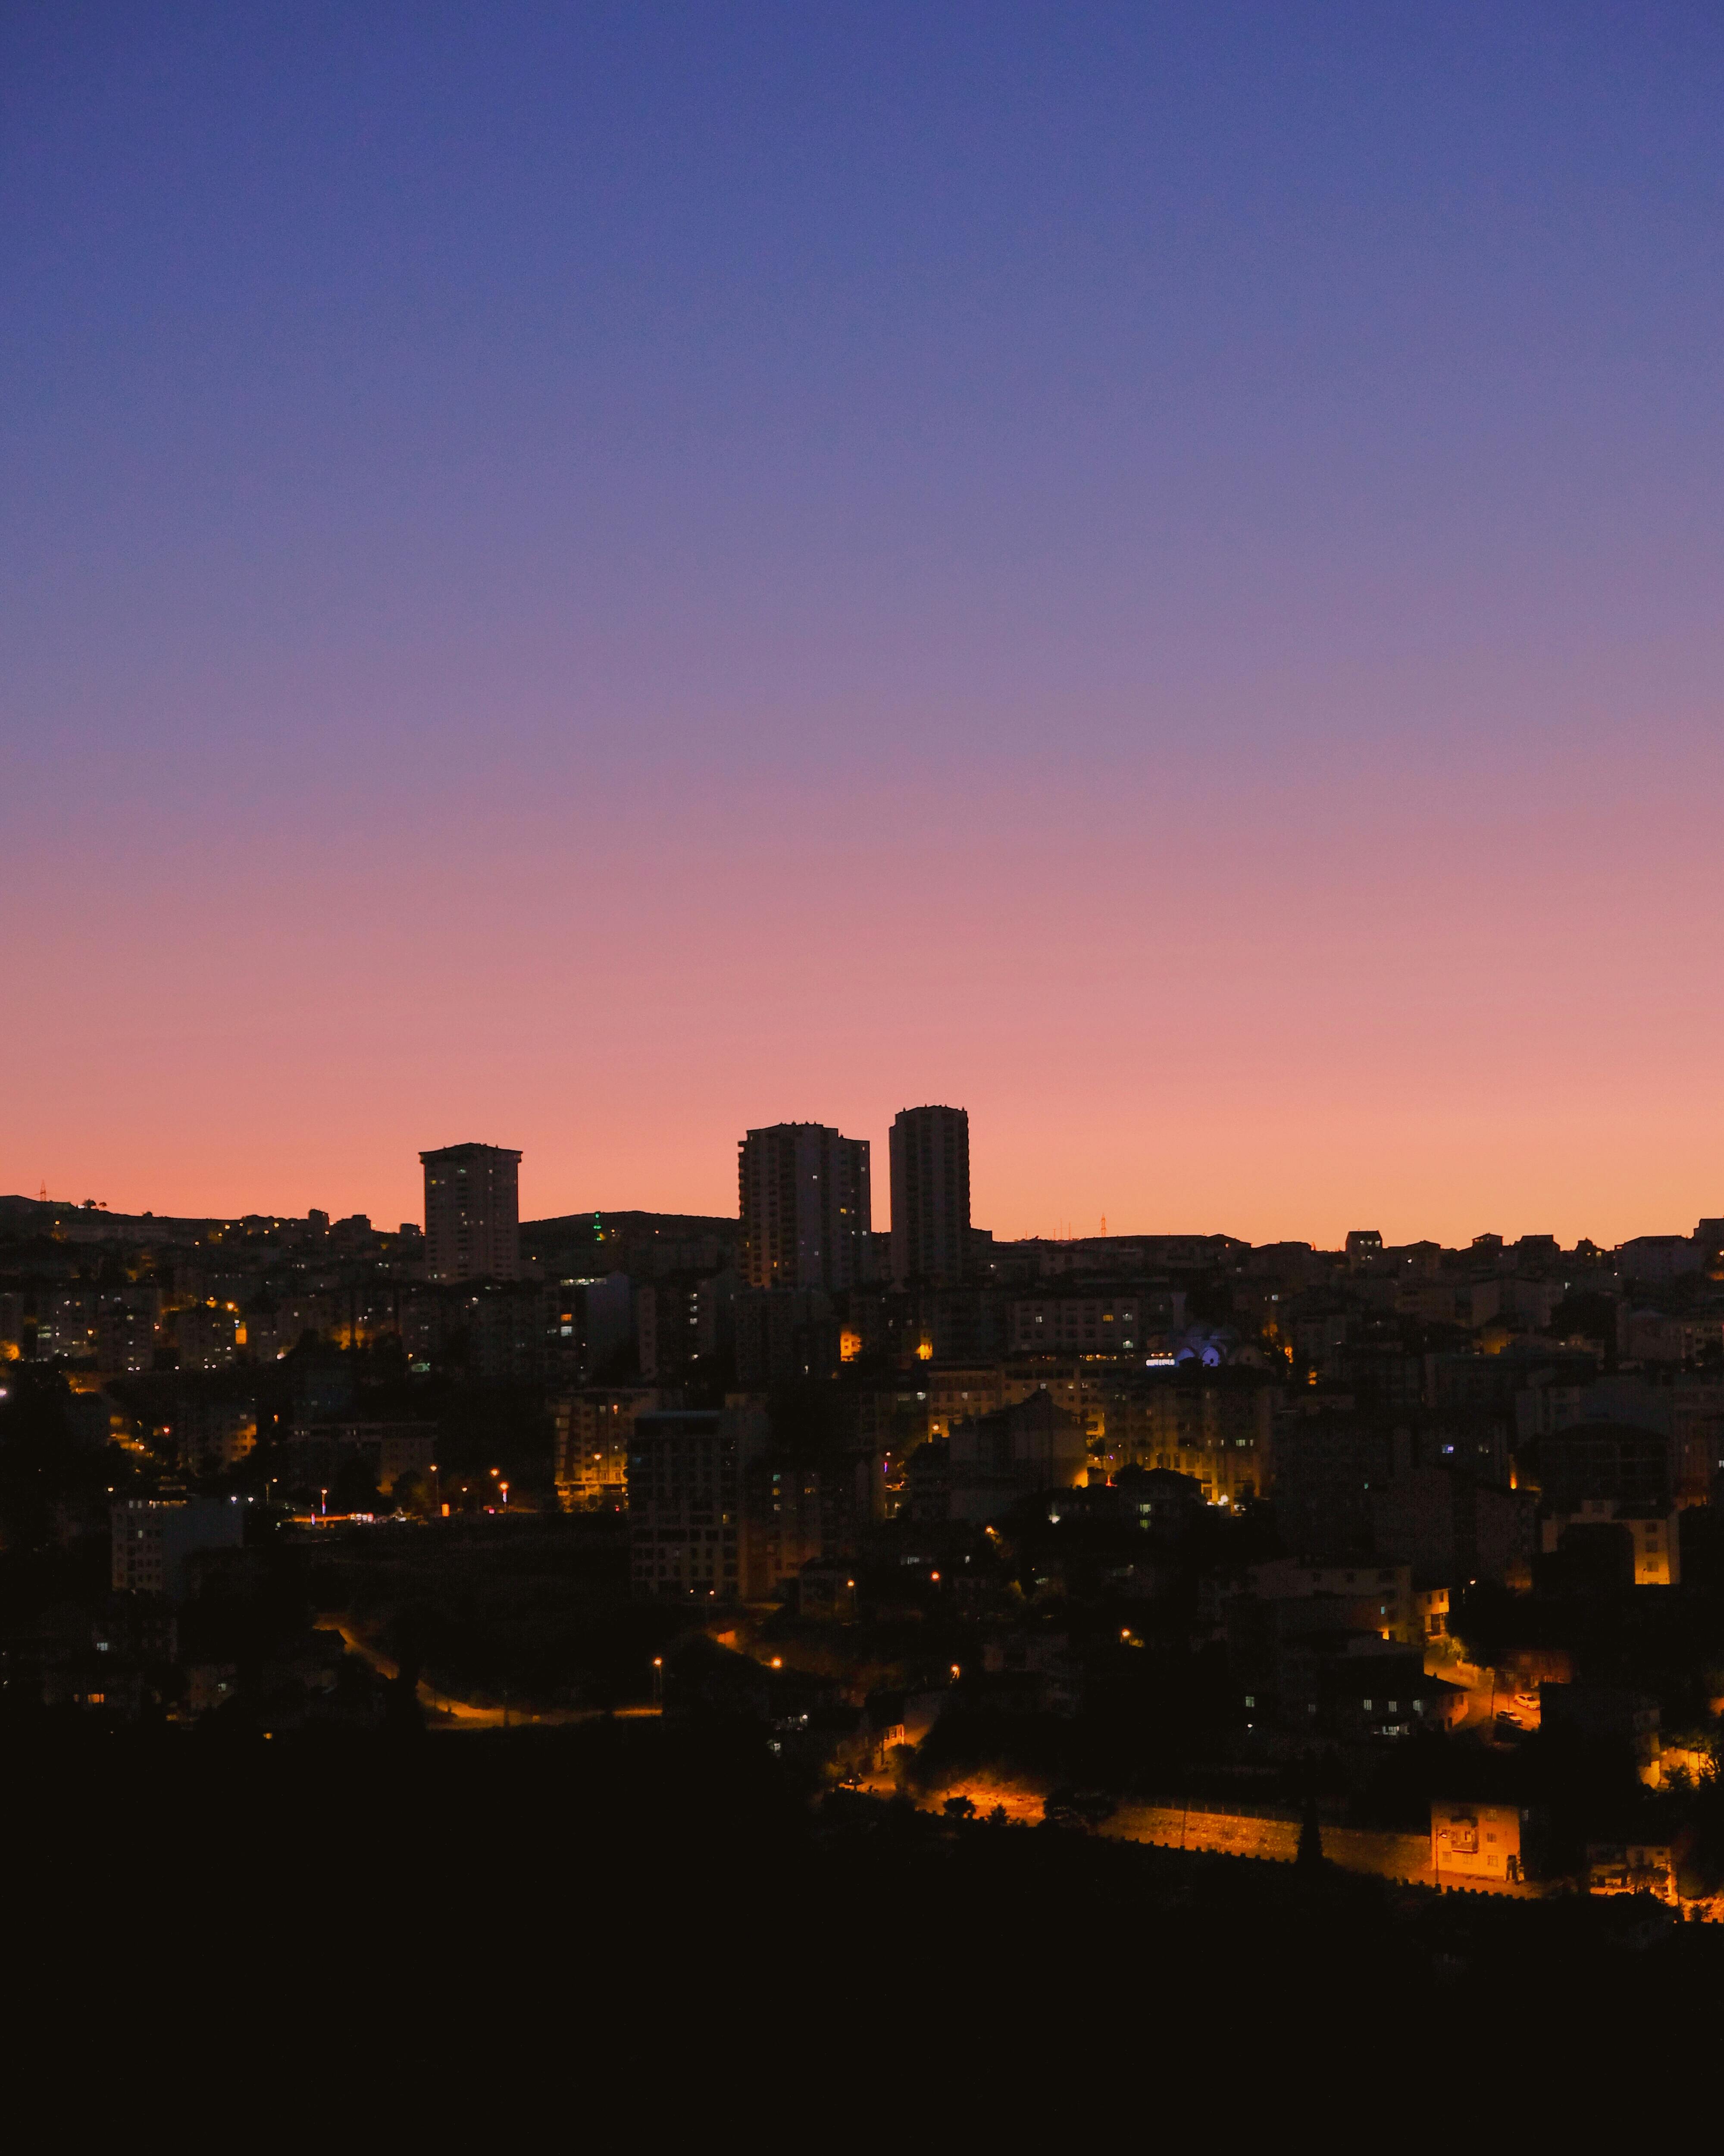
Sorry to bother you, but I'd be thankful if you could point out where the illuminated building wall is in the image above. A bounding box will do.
[1430,1800,1530,1883]
[554,1388,661,1510]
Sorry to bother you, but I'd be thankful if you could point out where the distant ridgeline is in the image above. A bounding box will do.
[0,1195,211,1247]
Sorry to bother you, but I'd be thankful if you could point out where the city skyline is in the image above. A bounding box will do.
[11,1118,1721,1263]
[9,7,1724,1249]
[15,1,1724,2029]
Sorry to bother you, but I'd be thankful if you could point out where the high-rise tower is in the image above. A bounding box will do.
[738,1123,870,1291]
[889,1105,971,1287]
[420,1142,521,1282]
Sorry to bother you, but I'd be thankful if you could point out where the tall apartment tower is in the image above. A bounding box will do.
[889,1104,971,1287]
[420,1142,522,1282]
[738,1123,870,1290]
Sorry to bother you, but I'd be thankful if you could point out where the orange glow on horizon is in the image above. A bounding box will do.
[11,747,1724,1249]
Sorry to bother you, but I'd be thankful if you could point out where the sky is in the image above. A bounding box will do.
[6,1,1724,1246]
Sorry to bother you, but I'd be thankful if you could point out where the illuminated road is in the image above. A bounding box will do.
[326,1619,660,1727]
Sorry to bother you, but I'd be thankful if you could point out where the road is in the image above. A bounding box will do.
[325,1619,660,1727]
[1427,1650,1540,1743]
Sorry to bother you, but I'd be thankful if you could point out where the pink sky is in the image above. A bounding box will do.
[10,705,1722,1251]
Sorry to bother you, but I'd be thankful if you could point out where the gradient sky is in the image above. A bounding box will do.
[6,2,1724,1245]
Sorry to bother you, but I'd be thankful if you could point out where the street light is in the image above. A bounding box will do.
[652,1656,663,1707]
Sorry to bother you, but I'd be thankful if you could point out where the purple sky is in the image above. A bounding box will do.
[7,3,1724,1242]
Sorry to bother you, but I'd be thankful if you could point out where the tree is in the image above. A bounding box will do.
[391,1469,434,1519]
[331,1454,381,1514]
[942,1793,976,1821]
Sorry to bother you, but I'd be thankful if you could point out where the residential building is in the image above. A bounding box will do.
[1586,1843,1677,1902]
[554,1388,661,1509]
[1529,1419,1671,1514]
[34,1290,97,1360]
[1616,1235,1701,1283]
[110,1499,247,1600]
[1285,1644,1458,1741]
[421,1142,521,1283]
[942,1390,1089,1524]
[742,1456,854,1599]
[1229,1585,1454,1735]
[889,1105,971,1287]
[279,1422,436,1496]
[548,1272,633,1381]
[1673,1377,1724,1505]
[1245,1559,1418,1645]
[1009,1290,1181,1356]
[465,1281,553,1384]
[1105,1371,1278,1506]
[171,1396,258,1474]
[1431,1800,1532,1883]
[923,1364,1004,1437]
[628,1404,768,1601]
[738,1124,870,1291]
[1625,1310,1720,1364]
[175,1300,242,1371]
[1370,1468,1535,1590]
[1538,1497,1680,1588]
[636,1269,736,1384]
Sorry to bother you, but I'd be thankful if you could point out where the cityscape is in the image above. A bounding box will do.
[8,1111,1724,1993]
[12,3,1724,2036]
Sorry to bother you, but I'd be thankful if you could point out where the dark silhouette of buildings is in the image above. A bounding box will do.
[420,1143,521,1283]
[628,1404,765,1599]
[889,1104,972,1287]
[738,1124,869,1291]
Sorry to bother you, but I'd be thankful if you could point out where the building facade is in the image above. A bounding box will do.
[738,1124,870,1291]
[111,1498,247,1600]
[420,1143,521,1283]
[889,1105,971,1287]
[1430,1799,1531,1883]
[554,1387,661,1510]
[628,1405,768,1600]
